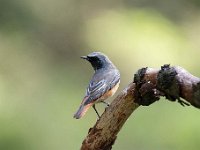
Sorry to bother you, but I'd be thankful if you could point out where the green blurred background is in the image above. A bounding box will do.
[0,0,200,150]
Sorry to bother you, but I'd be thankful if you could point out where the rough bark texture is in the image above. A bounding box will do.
[80,65,200,150]
[81,83,139,150]
[134,65,200,107]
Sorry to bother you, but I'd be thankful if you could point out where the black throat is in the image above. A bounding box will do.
[90,58,106,70]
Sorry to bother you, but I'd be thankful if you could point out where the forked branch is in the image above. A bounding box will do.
[81,65,200,150]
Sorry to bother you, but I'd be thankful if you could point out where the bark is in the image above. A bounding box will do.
[80,65,200,150]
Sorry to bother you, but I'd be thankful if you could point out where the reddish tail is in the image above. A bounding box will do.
[73,103,92,119]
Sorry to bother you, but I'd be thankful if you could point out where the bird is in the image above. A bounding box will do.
[73,52,120,119]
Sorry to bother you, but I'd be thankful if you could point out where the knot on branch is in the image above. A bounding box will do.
[134,67,160,106]
[133,64,199,107]
[157,64,178,93]
[157,64,189,106]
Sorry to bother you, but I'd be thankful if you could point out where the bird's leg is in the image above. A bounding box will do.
[92,104,100,119]
[101,101,110,107]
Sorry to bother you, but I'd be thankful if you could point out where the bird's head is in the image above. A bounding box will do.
[81,52,113,70]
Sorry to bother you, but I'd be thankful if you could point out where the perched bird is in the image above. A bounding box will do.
[73,52,120,119]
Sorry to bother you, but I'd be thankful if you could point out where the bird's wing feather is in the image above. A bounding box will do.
[83,70,120,105]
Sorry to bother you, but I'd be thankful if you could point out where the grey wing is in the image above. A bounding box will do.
[84,79,108,105]
[109,70,120,89]
[84,69,120,105]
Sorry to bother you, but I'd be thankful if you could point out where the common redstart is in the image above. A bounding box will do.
[73,52,120,119]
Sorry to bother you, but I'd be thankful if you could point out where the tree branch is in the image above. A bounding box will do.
[80,65,200,150]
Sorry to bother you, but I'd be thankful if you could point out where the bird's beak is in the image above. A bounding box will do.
[80,56,88,60]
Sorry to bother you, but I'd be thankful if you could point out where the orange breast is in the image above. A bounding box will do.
[98,81,120,101]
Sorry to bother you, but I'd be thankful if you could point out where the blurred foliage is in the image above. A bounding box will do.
[0,0,36,31]
[0,0,200,150]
